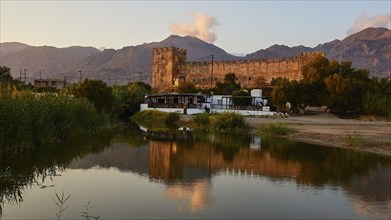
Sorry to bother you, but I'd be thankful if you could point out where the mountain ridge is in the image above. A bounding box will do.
[0,27,389,83]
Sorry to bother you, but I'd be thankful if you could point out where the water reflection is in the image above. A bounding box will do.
[1,127,390,218]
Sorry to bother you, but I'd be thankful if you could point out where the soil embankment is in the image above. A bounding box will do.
[246,112,391,157]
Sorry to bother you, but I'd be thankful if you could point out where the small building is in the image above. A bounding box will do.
[140,89,275,116]
[34,78,66,89]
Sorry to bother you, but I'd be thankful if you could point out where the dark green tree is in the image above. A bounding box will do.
[214,72,241,95]
[67,79,115,113]
[0,66,14,84]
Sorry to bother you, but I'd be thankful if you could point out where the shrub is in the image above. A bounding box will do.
[211,112,247,134]
[191,113,210,130]
[131,110,179,130]
[259,123,295,136]
[343,132,367,148]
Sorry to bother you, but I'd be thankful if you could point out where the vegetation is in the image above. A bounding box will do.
[258,123,295,136]
[111,81,151,119]
[343,132,367,148]
[191,113,210,130]
[191,112,248,134]
[0,85,108,152]
[131,110,180,130]
[214,72,241,95]
[271,55,391,118]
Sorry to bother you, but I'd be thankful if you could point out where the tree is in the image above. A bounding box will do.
[112,82,152,119]
[214,72,241,95]
[0,66,14,84]
[67,79,115,113]
[174,81,198,93]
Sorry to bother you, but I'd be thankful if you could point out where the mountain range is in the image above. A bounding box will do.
[0,27,389,84]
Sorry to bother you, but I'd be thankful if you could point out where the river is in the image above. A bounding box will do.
[1,127,390,219]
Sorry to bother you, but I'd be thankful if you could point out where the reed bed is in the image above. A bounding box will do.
[0,85,108,152]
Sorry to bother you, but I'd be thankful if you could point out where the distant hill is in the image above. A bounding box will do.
[64,35,238,84]
[0,27,389,84]
[0,44,101,80]
[245,27,390,78]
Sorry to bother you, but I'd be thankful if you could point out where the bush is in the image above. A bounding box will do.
[211,112,248,134]
[191,113,210,130]
[259,123,295,136]
[131,110,179,130]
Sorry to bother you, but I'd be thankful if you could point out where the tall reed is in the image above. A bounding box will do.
[0,85,108,152]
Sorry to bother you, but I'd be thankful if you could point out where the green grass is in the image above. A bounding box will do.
[258,123,295,136]
[343,132,367,148]
[131,110,180,130]
[191,113,210,130]
[191,112,248,134]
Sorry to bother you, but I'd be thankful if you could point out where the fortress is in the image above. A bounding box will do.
[152,47,325,92]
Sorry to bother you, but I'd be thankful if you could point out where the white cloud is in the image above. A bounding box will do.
[347,13,391,35]
[169,12,219,43]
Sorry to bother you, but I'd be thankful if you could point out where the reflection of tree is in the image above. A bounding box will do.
[0,135,112,217]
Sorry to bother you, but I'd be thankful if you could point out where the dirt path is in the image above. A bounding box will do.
[246,112,391,157]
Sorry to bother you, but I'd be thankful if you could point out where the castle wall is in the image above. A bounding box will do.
[152,47,325,91]
[152,47,187,92]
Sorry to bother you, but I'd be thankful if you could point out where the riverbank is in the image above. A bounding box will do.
[180,112,391,157]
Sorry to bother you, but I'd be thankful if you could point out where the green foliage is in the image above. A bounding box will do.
[214,72,241,95]
[191,113,211,130]
[259,123,295,136]
[0,87,108,152]
[192,112,247,133]
[165,112,180,126]
[63,79,114,113]
[272,56,382,117]
[131,110,180,131]
[362,78,391,119]
[211,112,248,134]
[174,81,199,93]
[0,66,14,84]
[272,80,320,114]
[343,132,367,148]
[112,82,151,119]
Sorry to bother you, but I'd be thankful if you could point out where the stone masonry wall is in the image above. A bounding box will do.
[152,47,325,91]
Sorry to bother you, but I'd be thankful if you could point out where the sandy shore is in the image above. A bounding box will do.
[245,112,391,157]
[180,112,391,156]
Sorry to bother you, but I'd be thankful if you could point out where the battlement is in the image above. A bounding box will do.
[153,47,187,53]
[152,47,325,91]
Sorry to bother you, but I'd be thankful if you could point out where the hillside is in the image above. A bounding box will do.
[245,27,390,78]
[0,44,101,80]
[64,35,238,84]
[1,27,389,84]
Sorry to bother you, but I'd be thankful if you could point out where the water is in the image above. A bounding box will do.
[1,128,390,219]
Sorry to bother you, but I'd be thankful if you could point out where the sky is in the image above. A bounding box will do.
[1,0,390,55]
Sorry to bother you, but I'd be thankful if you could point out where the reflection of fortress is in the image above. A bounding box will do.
[152,47,325,91]
[149,140,300,181]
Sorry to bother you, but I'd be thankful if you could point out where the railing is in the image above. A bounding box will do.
[147,103,202,109]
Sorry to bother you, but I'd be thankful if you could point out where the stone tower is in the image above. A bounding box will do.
[152,47,187,92]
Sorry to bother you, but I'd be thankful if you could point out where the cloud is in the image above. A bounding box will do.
[347,13,391,35]
[169,12,219,43]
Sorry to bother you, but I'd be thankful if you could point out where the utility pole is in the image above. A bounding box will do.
[24,69,27,83]
[210,55,214,89]
[39,70,42,86]
[19,69,22,82]
[79,70,82,83]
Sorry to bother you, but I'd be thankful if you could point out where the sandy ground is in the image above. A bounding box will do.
[180,112,391,156]
[246,112,391,157]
